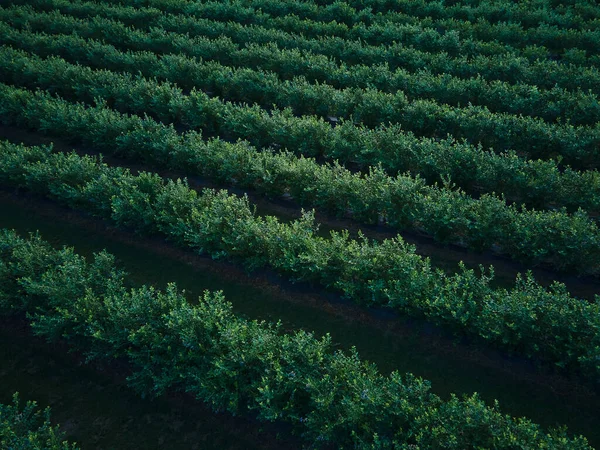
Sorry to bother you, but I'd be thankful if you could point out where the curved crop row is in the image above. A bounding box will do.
[5,3,599,126]
[99,0,600,58]
[95,0,600,31]
[1,230,592,449]
[7,3,600,95]
[224,0,600,33]
[253,0,600,29]
[31,0,600,66]
[2,84,600,276]
[1,141,600,381]
[321,0,600,24]
[4,45,600,216]
[2,22,599,169]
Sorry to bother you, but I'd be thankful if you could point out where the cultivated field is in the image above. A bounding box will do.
[1,0,600,448]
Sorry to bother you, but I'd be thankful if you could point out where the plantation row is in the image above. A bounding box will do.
[2,1,600,448]
[5,44,600,215]
[98,0,600,34]
[104,0,600,57]
[3,22,600,170]
[2,141,600,382]
[4,83,600,274]
[209,0,600,32]
[7,2,600,126]
[31,0,600,64]
[330,0,600,26]
[13,1,600,94]
[0,394,77,450]
[0,230,592,449]
[274,0,600,28]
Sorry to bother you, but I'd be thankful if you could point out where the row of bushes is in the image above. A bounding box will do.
[3,19,600,169]
[0,230,591,448]
[54,0,600,63]
[4,45,600,216]
[0,393,77,450]
[332,0,600,27]
[411,17,600,58]
[3,83,600,274]
[103,0,600,32]
[9,1,600,126]
[12,1,600,95]
[114,0,600,58]
[196,0,600,33]
[1,140,600,381]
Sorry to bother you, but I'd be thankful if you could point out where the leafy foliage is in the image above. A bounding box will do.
[1,83,600,273]
[5,1,600,126]
[2,6,600,162]
[1,0,599,445]
[0,393,78,450]
[1,141,600,381]
[0,230,592,449]
[3,36,600,214]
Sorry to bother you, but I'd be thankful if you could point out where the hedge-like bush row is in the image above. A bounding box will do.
[296,0,600,30]
[4,45,600,215]
[0,230,592,449]
[0,0,536,61]
[13,1,600,93]
[2,20,599,169]
[31,0,600,65]
[74,0,600,33]
[7,3,600,97]
[101,0,600,58]
[236,0,600,31]
[6,2,600,126]
[0,393,77,450]
[329,0,600,27]
[3,83,600,274]
[195,0,600,33]
[1,140,600,381]
[411,17,600,58]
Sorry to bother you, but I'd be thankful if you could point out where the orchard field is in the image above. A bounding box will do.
[1,0,600,448]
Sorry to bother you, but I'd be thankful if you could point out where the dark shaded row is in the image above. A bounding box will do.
[8,1,600,126]
[0,230,593,448]
[2,17,599,170]
[1,140,600,382]
[3,82,600,273]
[3,44,599,214]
